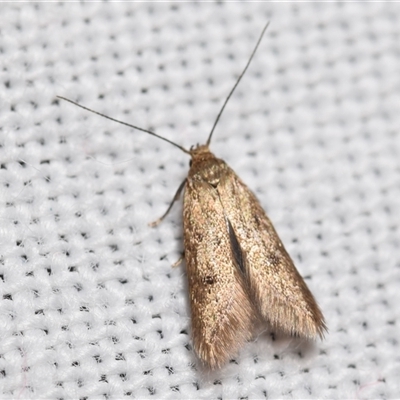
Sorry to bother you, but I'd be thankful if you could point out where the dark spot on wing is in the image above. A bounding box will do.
[227,218,246,275]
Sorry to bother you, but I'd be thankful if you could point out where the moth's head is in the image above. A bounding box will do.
[188,144,215,167]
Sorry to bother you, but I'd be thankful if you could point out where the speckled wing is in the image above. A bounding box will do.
[217,162,327,339]
[183,178,257,369]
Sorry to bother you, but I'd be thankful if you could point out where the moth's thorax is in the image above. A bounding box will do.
[188,144,227,185]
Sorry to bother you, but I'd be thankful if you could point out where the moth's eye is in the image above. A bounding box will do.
[189,159,193,167]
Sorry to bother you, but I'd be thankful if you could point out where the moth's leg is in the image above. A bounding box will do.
[172,250,185,268]
[149,179,187,227]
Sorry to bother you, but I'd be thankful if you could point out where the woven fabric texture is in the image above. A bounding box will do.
[0,3,399,399]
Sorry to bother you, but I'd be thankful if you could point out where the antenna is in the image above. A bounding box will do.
[58,23,269,154]
[56,96,191,155]
[206,21,270,146]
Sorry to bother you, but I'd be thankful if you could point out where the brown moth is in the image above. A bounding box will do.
[58,22,327,369]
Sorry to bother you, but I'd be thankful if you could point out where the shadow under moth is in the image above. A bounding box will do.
[58,22,327,369]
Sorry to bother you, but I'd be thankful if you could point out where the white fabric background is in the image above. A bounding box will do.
[0,2,399,399]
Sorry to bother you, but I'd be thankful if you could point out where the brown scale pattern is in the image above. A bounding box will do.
[183,145,327,369]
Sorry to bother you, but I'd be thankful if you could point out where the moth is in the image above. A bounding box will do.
[58,22,327,369]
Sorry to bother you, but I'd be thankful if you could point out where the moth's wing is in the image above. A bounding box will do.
[218,169,327,339]
[183,179,257,369]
